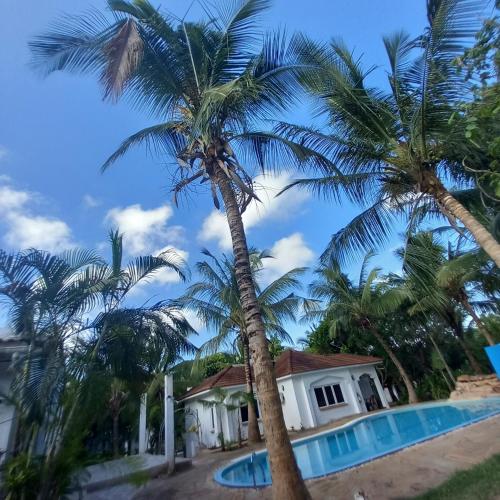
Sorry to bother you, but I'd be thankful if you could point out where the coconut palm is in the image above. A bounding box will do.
[397,233,477,370]
[278,0,500,267]
[31,2,316,494]
[308,253,419,403]
[437,245,499,345]
[399,232,498,371]
[178,248,308,443]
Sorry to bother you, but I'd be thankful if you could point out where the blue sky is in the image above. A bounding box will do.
[0,0,431,346]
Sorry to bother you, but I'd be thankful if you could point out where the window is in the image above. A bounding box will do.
[211,407,215,428]
[240,402,260,423]
[314,387,327,408]
[240,404,248,423]
[314,384,345,409]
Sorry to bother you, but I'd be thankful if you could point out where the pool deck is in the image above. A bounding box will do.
[127,411,500,500]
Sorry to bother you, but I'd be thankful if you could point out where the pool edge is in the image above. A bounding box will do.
[213,398,500,489]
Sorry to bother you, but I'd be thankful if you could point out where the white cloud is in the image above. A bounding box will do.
[0,184,31,211]
[261,233,314,283]
[82,194,101,208]
[4,213,73,253]
[199,210,231,249]
[198,172,310,250]
[105,203,184,255]
[0,183,74,253]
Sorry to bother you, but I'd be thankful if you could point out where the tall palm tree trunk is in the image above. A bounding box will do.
[428,333,456,385]
[446,312,483,374]
[455,336,482,374]
[216,167,310,500]
[424,173,500,267]
[242,336,262,444]
[369,327,419,404]
[112,414,120,458]
[458,290,496,346]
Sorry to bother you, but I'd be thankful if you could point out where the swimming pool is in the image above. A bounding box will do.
[214,398,500,487]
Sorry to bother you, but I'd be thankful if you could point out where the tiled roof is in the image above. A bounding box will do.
[180,365,248,400]
[180,350,381,400]
[275,350,382,377]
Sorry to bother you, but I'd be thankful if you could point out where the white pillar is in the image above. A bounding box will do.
[138,393,148,454]
[164,374,175,473]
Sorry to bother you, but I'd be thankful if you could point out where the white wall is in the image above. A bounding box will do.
[184,385,259,448]
[0,363,15,464]
[184,398,221,448]
[275,377,303,430]
[281,364,385,430]
[297,368,362,427]
[184,363,388,447]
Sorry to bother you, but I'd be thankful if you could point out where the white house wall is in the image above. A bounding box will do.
[276,378,303,430]
[0,363,15,464]
[184,399,220,449]
[184,385,264,448]
[184,363,388,449]
[296,367,362,427]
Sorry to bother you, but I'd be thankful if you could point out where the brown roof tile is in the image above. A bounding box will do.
[180,350,381,400]
[274,350,382,377]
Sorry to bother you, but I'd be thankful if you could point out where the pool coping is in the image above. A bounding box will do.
[213,397,500,488]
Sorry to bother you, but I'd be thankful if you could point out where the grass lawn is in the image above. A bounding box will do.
[416,454,500,500]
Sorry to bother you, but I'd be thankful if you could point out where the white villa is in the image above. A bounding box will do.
[181,349,390,449]
[0,334,27,464]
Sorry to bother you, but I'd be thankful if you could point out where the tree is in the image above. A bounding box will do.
[297,318,337,355]
[307,253,419,403]
[0,234,194,498]
[453,3,500,233]
[0,248,109,499]
[279,0,500,266]
[437,245,499,345]
[108,379,129,457]
[399,232,497,372]
[31,2,314,496]
[178,249,307,444]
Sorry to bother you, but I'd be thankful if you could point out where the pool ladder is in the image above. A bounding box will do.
[250,452,257,488]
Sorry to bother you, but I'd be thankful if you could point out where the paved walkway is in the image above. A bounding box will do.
[129,414,500,500]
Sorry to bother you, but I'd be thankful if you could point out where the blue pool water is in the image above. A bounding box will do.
[215,398,500,487]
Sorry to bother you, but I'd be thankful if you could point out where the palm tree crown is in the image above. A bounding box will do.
[307,253,419,403]
[179,248,307,354]
[30,0,319,209]
[278,0,500,266]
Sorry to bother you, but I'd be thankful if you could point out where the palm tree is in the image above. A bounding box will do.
[108,378,129,457]
[86,230,195,365]
[437,245,499,345]
[31,2,315,495]
[0,248,106,457]
[0,235,194,498]
[178,249,307,443]
[279,0,500,267]
[308,253,419,404]
[400,232,496,371]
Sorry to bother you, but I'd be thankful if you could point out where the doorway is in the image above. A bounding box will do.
[358,374,382,412]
